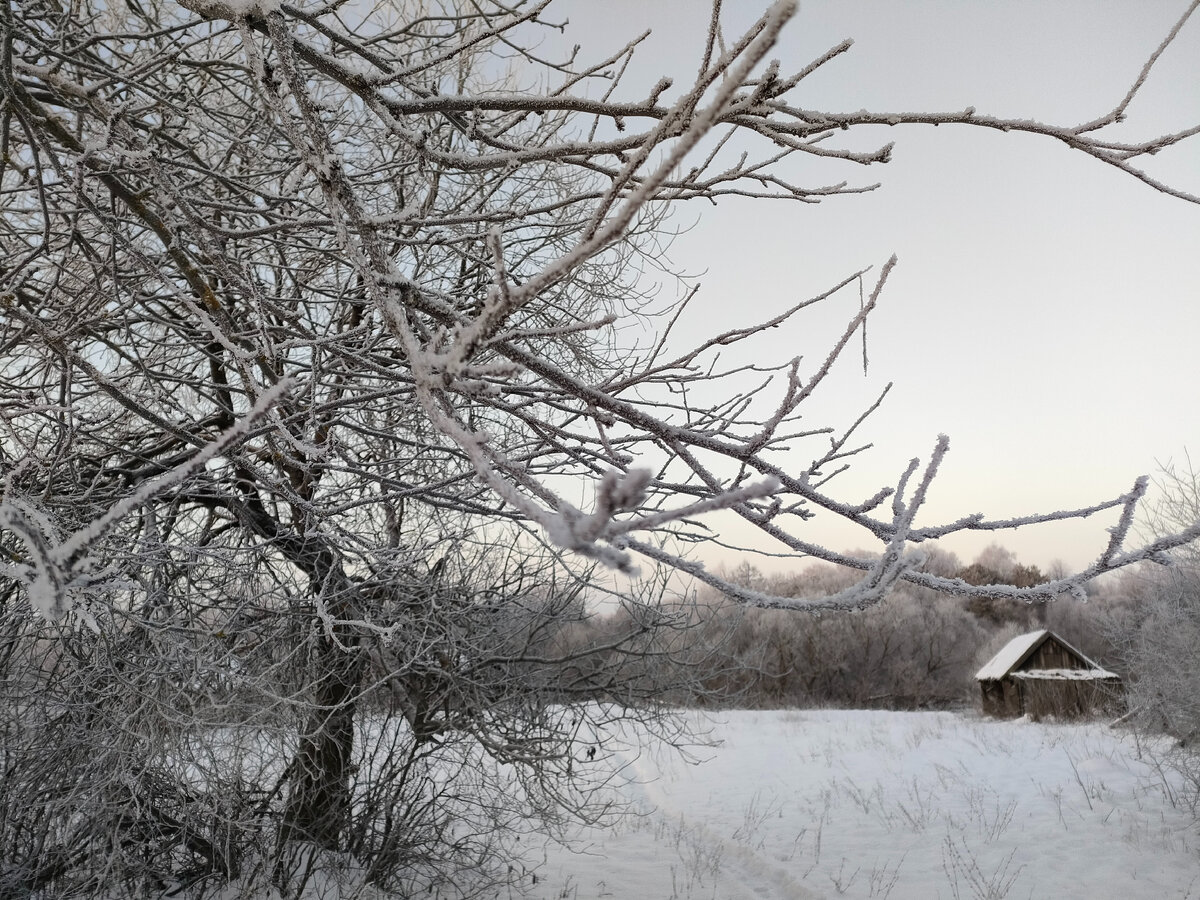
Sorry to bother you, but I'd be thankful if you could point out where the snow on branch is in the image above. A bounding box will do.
[432,0,801,374]
[7,0,1198,624]
[0,380,291,619]
[546,469,782,574]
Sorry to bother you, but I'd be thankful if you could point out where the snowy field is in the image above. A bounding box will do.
[528,710,1199,900]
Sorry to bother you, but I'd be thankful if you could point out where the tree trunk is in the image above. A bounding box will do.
[227,494,369,854]
[279,629,366,851]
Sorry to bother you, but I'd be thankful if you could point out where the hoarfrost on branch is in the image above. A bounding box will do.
[2,0,1199,621]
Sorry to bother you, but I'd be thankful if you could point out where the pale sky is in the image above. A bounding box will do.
[547,1,1200,573]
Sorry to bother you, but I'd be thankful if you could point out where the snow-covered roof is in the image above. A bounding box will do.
[975,630,1049,681]
[974,629,1118,682]
[1010,667,1119,681]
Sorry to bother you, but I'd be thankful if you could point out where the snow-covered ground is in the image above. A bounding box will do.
[528,710,1199,900]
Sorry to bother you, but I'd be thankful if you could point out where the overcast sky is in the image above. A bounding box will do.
[547,1,1200,573]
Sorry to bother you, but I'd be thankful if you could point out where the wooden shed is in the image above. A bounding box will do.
[975,629,1121,720]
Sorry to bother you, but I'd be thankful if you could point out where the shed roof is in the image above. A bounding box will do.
[975,630,1049,681]
[974,629,1116,681]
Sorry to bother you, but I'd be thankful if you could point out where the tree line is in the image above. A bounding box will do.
[551,544,1128,713]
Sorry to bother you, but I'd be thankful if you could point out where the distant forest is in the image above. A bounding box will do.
[554,543,1151,713]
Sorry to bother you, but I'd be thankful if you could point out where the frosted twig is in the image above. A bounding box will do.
[2,380,291,619]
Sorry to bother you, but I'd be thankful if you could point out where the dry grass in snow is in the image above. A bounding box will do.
[529,709,1199,900]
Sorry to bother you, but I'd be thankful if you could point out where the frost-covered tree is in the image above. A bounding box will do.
[1107,458,1200,816]
[2,0,1200,894]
